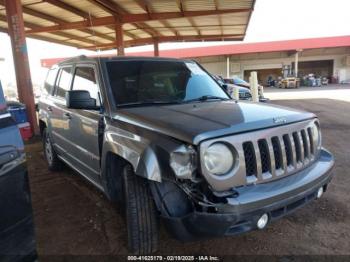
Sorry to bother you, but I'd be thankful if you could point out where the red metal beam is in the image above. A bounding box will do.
[0,13,105,46]
[43,0,91,19]
[176,0,200,36]
[42,0,135,40]
[84,34,244,50]
[135,0,178,36]
[87,0,124,14]
[25,8,251,34]
[92,0,161,38]
[86,0,154,49]
[4,0,38,134]
[20,4,115,42]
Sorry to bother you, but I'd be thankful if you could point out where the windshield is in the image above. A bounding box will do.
[105,60,229,106]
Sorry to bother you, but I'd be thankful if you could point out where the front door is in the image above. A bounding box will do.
[65,65,102,183]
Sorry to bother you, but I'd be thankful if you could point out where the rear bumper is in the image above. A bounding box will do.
[163,148,334,241]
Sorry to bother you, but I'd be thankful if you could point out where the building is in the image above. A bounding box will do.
[41,35,350,85]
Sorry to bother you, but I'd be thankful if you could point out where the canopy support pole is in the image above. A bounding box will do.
[115,22,124,56]
[5,0,38,134]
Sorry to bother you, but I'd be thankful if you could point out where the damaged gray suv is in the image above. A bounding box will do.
[38,56,334,254]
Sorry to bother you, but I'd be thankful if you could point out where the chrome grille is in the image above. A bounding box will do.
[199,119,320,192]
[243,142,257,177]
[242,125,317,184]
[271,136,283,170]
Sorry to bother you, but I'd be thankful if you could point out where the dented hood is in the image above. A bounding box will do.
[115,101,316,145]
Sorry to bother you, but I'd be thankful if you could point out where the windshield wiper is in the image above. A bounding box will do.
[117,100,181,108]
[184,95,230,103]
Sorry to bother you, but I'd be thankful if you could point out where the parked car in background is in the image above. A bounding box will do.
[0,82,37,261]
[212,75,252,100]
[39,56,334,254]
[224,77,268,102]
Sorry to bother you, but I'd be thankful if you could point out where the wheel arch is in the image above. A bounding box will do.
[38,119,47,136]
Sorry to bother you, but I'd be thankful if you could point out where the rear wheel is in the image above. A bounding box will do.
[43,128,62,171]
[122,165,159,254]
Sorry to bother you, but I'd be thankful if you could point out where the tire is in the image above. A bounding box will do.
[43,128,62,171]
[122,165,159,254]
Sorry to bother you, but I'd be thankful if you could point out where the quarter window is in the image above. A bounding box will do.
[55,67,72,98]
[72,67,100,106]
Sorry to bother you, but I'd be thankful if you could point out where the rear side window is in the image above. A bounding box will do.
[55,67,72,98]
[43,68,58,95]
[72,67,100,106]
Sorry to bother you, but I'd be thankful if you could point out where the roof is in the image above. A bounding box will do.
[55,54,189,66]
[0,0,255,49]
[41,35,350,67]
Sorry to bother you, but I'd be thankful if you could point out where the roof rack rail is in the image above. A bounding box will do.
[58,55,88,65]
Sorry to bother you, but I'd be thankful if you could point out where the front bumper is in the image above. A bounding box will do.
[163,148,334,241]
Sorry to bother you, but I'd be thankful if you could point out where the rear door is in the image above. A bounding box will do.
[50,66,73,156]
[64,65,102,183]
[39,66,59,134]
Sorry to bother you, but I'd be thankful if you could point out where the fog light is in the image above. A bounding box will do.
[257,213,269,229]
[317,187,324,199]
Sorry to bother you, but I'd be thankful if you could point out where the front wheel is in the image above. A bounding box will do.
[122,165,159,254]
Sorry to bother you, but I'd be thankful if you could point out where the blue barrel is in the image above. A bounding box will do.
[6,101,28,124]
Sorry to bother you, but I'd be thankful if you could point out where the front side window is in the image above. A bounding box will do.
[55,67,72,98]
[43,67,58,95]
[106,60,229,106]
[72,67,100,106]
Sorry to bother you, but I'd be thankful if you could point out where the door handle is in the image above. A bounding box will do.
[63,112,72,119]
[46,106,53,112]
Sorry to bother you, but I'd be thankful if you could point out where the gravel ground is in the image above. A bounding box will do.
[25,95,350,258]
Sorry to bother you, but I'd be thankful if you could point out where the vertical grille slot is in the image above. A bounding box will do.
[258,139,271,173]
[307,127,314,154]
[243,141,257,177]
[271,137,283,170]
[293,132,302,163]
[301,129,309,158]
[283,134,293,166]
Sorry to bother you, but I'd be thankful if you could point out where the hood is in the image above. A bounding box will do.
[114,101,315,145]
[238,86,250,93]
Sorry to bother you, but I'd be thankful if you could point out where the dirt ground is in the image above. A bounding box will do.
[25,97,350,257]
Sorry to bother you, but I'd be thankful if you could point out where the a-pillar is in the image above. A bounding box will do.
[5,0,38,134]
[115,22,124,56]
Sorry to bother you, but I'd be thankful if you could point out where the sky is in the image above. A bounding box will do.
[0,0,350,92]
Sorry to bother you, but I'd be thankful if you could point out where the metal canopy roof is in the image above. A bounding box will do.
[0,0,255,50]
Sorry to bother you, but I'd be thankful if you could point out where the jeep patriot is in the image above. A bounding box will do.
[38,56,334,254]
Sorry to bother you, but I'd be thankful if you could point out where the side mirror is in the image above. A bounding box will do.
[66,90,97,110]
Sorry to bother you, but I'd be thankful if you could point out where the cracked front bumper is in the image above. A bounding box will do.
[163,148,334,241]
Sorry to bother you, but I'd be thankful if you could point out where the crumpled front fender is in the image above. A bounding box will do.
[101,125,162,183]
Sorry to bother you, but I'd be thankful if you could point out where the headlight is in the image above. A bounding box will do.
[170,145,197,180]
[203,143,235,175]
